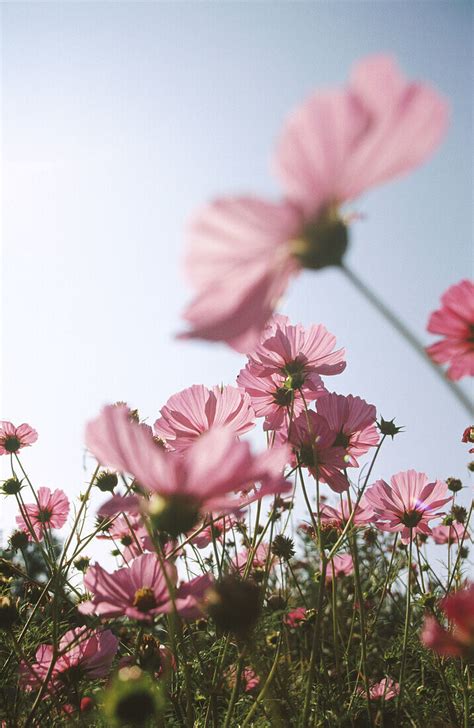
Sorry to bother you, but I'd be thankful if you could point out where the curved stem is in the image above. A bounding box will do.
[339,263,472,415]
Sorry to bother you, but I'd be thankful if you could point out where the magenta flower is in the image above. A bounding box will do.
[190,514,241,549]
[0,421,37,455]
[359,677,400,702]
[181,55,448,351]
[462,425,474,453]
[326,553,354,582]
[154,384,255,453]
[365,470,451,543]
[97,513,151,561]
[237,315,345,430]
[16,487,70,541]
[287,410,349,493]
[231,543,272,574]
[86,405,290,529]
[426,279,474,380]
[421,584,474,658]
[431,522,468,545]
[226,665,260,693]
[315,393,378,466]
[19,628,118,691]
[79,552,211,622]
[284,607,308,628]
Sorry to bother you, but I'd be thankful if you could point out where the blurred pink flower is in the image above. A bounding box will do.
[154,384,255,453]
[431,522,469,545]
[284,607,307,628]
[315,393,378,466]
[319,499,373,529]
[16,487,69,541]
[326,553,354,581]
[365,470,451,543]
[190,514,241,549]
[426,280,474,380]
[359,677,400,701]
[20,628,118,691]
[86,405,291,522]
[421,584,474,658]
[237,315,345,430]
[287,410,349,492]
[226,665,260,693]
[181,55,448,351]
[97,513,151,561]
[0,422,37,455]
[231,543,272,574]
[79,553,211,622]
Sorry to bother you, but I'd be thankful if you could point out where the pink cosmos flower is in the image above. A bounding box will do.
[79,552,211,622]
[181,55,448,352]
[19,628,118,692]
[97,513,151,561]
[190,514,241,549]
[284,607,307,628]
[326,553,354,582]
[286,410,349,492]
[231,543,272,574]
[431,522,469,545]
[16,487,70,541]
[365,470,451,543]
[421,584,474,658]
[237,315,345,430]
[315,393,378,466]
[426,280,474,380]
[0,421,38,455]
[154,384,255,453]
[319,499,374,530]
[86,405,291,530]
[226,665,260,693]
[359,677,400,702]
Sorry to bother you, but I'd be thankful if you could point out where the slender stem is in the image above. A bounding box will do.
[222,649,246,728]
[300,559,327,728]
[396,530,413,725]
[241,635,283,728]
[340,263,472,415]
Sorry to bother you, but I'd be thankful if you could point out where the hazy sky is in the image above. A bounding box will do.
[1,2,472,570]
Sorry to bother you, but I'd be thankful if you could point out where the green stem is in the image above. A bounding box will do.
[396,530,413,725]
[340,262,472,415]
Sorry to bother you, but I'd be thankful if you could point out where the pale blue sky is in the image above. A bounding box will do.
[1,2,472,569]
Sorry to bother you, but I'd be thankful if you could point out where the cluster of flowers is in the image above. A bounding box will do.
[0,52,472,726]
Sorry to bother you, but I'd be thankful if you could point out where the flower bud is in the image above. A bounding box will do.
[446,477,463,493]
[95,471,118,493]
[9,530,29,551]
[102,667,165,726]
[0,596,18,629]
[271,535,295,561]
[1,478,22,496]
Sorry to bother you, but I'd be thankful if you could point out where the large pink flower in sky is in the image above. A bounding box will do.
[79,553,210,622]
[20,628,118,691]
[180,54,448,352]
[365,470,451,543]
[426,279,474,380]
[154,384,255,452]
[86,405,290,529]
[16,487,70,541]
[315,393,379,466]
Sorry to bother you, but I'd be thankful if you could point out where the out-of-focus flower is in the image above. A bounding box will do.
[0,422,37,455]
[19,628,118,691]
[79,553,211,622]
[287,410,349,492]
[102,666,165,727]
[359,677,400,701]
[97,513,151,561]
[231,543,271,574]
[365,470,451,543]
[15,487,69,541]
[426,280,474,380]
[180,55,448,351]
[154,384,255,453]
[284,607,307,628]
[237,315,345,430]
[86,405,291,536]
[189,514,240,549]
[315,393,378,466]
[326,553,354,581]
[431,522,469,545]
[226,665,260,693]
[319,499,373,529]
[421,584,474,658]
[205,576,261,636]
